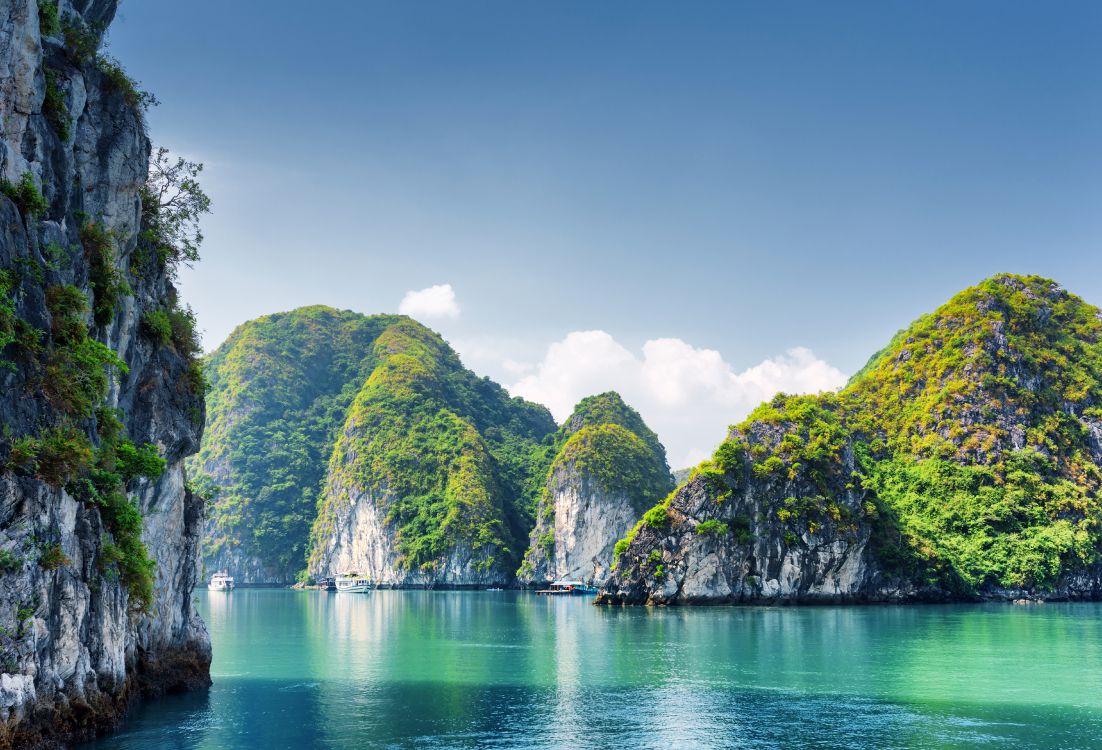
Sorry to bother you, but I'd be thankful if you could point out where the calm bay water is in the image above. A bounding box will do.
[82,590,1102,749]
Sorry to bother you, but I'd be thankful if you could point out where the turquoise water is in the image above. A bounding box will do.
[83,591,1102,749]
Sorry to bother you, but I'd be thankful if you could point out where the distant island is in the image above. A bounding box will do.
[194,274,1102,605]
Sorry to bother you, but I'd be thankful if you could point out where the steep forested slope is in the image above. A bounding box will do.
[600,275,1102,604]
[190,306,402,582]
[307,318,557,585]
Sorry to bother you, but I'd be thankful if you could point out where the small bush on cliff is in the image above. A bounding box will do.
[695,520,728,536]
[37,0,59,37]
[141,309,172,345]
[61,16,99,64]
[643,504,668,528]
[0,271,16,365]
[6,427,93,486]
[97,55,158,113]
[43,68,69,140]
[0,172,49,219]
[38,542,69,571]
[79,221,131,326]
[0,549,22,574]
[42,285,127,418]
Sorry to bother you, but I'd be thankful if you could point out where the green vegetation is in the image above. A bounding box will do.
[79,221,131,326]
[43,68,69,141]
[96,56,158,112]
[0,172,49,219]
[625,274,1102,595]
[37,0,59,37]
[0,549,22,574]
[197,308,557,580]
[0,271,16,366]
[41,284,127,417]
[695,520,729,536]
[2,277,162,610]
[195,307,405,579]
[61,15,99,65]
[38,542,69,571]
[518,391,673,578]
[140,147,211,272]
[552,423,670,509]
[308,318,556,576]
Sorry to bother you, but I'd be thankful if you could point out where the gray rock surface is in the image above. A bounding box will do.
[518,462,645,585]
[308,476,508,588]
[0,1,209,744]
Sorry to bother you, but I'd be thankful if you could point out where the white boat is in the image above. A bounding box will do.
[208,571,235,591]
[335,572,373,593]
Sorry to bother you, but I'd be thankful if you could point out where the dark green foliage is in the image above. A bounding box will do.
[695,519,728,536]
[0,172,49,219]
[115,441,166,482]
[41,284,127,417]
[38,542,69,570]
[0,271,16,366]
[42,68,69,140]
[141,148,211,271]
[61,16,99,65]
[79,221,131,326]
[96,56,158,113]
[37,0,59,37]
[731,514,753,543]
[309,317,556,575]
[6,427,93,486]
[141,309,172,345]
[0,549,22,574]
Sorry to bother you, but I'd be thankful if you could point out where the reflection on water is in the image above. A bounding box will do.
[82,591,1102,749]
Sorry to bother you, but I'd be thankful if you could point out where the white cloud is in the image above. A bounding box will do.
[508,331,848,469]
[398,283,460,320]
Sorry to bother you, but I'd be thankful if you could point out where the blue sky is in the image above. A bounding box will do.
[108,1,1102,465]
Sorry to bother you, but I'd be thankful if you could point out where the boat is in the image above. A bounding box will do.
[536,580,598,596]
[335,572,373,593]
[319,576,336,591]
[208,571,235,591]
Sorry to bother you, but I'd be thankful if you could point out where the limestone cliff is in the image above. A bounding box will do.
[0,1,209,745]
[191,306,402,585]
[517,392,672,586]
[600,275,1102,605]
[307,319,556,587]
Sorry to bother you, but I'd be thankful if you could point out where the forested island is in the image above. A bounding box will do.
[1,0,1100,746]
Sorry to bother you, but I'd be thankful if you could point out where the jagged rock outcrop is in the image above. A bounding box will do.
[0,1,209,745]
[517,392,672,586]
[600,275,1102,605]
[306,319,556,587]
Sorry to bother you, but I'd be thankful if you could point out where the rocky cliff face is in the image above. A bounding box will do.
[307,319,557,587]
[600,276,1102,605]
[0,1,209,745]
[192,306,400,585]
[598,413,889,605]
[518,393,672,586]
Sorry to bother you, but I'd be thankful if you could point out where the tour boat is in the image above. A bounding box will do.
[208,572,235,591]
[335,572,373,593]
[536,580,598,596]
